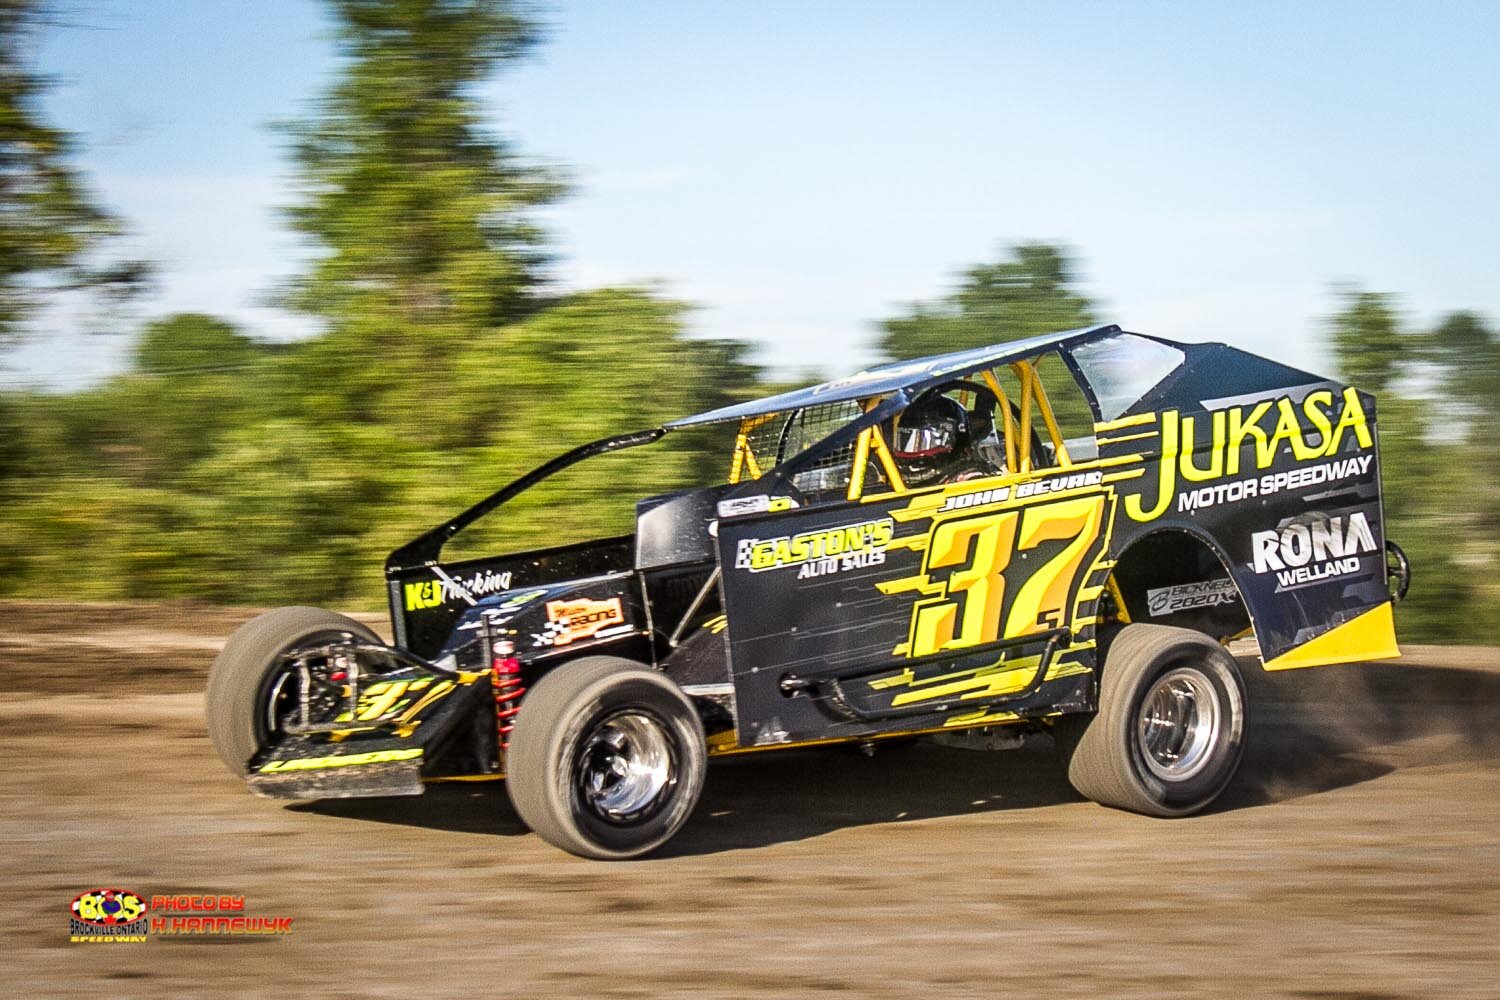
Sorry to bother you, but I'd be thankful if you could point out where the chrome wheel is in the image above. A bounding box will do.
[263,669,299,737]
[261,652,331,739]
[1136,666,1221,782]
[577,710,676,823]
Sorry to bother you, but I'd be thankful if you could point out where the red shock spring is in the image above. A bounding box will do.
[491,656,526,750]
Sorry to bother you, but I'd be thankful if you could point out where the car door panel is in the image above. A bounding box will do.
[716,469,1115,746]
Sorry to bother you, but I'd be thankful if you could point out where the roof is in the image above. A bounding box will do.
[666,324,1124,428]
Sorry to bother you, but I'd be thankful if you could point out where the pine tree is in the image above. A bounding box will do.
[877,243,1095,362]
[0,0,142,342]
[282,0,564,347]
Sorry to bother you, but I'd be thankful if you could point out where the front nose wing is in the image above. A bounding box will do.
[245,638,493,800]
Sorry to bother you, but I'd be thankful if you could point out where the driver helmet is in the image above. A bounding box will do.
[889,392,971,485]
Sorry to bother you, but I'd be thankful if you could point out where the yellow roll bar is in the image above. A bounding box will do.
[979,369,1019,474]
[729,413,776,484]
[1023,358,1073,467]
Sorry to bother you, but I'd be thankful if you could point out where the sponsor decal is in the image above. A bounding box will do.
[733,517,895,573]
[533,597,626,647]
[1178,454,1374,513]
[403,568,515,611]
[716,495,799,518]
[404,580,444,611]
[1127,387,1373,521]
[257,747,423,773]
[1146,578,1238,616]
[1250,511,1378,590]
[70,889,149,943]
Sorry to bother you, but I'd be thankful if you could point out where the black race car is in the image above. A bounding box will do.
[206,325,1409,858]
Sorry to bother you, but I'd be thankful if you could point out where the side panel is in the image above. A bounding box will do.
[1102,383,1395,663]
[388,536,634,659]
[717,469,1114,746]
[717,377,1398,748]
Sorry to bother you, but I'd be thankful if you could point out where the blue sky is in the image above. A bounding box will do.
[7,0,1498,388]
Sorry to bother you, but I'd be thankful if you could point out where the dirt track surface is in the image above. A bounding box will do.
[3,600,1498,999]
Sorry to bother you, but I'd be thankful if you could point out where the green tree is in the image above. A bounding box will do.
[0,0,144,343]
[391,288,760,563]
[1427,311,1500,424]
[1420,310,1500,639]
[877,243,1095,362]
[0,1,773,608]
[281,0,563,348]
[1323,291,1500,642]
[133,312,262,374]
[1327,287,1407,395]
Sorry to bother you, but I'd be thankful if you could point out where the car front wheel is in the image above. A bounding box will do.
[205,606,379,776]
[505,656,707,859]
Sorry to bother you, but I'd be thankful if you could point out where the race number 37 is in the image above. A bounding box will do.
[906,494,1106,658]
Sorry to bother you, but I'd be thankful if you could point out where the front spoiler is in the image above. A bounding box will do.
[246,669,497,800]
[249,745,427,799]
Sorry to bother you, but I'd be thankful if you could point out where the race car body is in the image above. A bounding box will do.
[208,324,1408,858]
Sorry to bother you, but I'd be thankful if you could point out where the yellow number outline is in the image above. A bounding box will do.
[909,511,1019,655]
[905,493,1108,658]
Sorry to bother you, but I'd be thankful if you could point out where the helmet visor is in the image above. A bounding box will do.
[892,421,956,459]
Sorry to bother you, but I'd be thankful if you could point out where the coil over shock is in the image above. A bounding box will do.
[490,642,526,750]
[479,612,526,753]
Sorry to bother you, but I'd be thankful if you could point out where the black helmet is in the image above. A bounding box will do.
[889,392,970,485]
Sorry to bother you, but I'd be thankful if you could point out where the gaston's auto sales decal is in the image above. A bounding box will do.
[732,517,895,576]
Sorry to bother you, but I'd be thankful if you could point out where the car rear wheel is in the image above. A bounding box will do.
[506,656,707,860]
[205,606,379,776]
[1054,623,1246,817]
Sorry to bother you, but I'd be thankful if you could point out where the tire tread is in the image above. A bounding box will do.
[1060,623,1244,816]
[506,656,706,860]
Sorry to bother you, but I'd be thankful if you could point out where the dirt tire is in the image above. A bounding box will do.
[1055,623,1246,817]
[506,656,707,860]
[205,606,378,776]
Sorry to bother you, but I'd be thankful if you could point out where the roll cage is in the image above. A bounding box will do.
[735,352,1090,506]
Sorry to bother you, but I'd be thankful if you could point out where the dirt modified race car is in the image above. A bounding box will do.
[207,325,1410,859]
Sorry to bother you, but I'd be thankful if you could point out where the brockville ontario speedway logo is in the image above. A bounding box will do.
[70,889,150,943]
[69,890,296,941]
